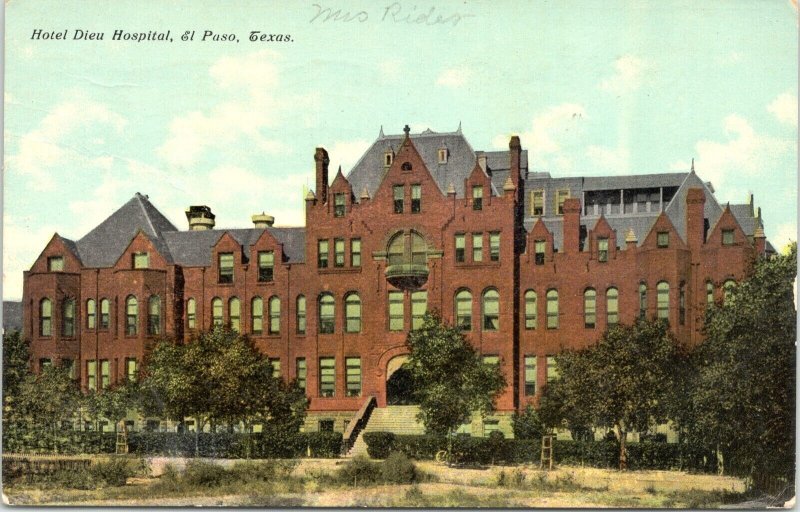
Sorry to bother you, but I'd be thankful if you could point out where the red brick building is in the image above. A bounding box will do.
[22,126,770,435]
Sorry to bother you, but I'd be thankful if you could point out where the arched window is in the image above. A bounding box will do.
[229,297,241,332]
[86,299,96,329]
[126,296,138,335]
[296,295,306,334]
[723,279,736,304]
[638,283,647,319]
[606,287,619,326]
[524,290,537,329]
[387,232,427,266]
[251,297,263,334]
[388,234,405,266]
[100,298,110,329]
[211,297,223,327]
[62,298,75,337]
[186,298,196,330]
[706,281,714,306]
[455,289,472,331]
[482,289,499,331]
[148,296,161,335]
[656,282,670,320]
[546,289,559,329]
[411,233,427,265]
[319,293,335,334]
[268,296,280,335]
[584,289,596,328]
[345,293,361,333]
[39,298,52,336]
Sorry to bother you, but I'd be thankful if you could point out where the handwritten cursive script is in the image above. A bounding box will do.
[310,3,475,27]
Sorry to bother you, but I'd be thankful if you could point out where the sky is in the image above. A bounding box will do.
[3,0,798,300]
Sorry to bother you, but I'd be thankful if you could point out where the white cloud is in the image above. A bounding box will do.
[436,67,471,88]
[600,55,649,96]
[586,144,631,174]
[2,216,59,300]
[770,222,797,253]
[768,92,798,127]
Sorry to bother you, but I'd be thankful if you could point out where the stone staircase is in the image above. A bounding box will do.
[347,405,425,457]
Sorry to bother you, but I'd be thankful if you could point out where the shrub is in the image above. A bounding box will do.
[89,457,137,486]
[381,451,417,484]
[228,460,296,483]
[302,431,343,458]
[336,455,380,486]
[363,432,397,459]
[182,460,231,487]
[512,405,546,440]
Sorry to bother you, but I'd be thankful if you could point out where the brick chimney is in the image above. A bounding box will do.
[754,226,766,255]
[315,147,330,205]
[562,198,581,254]
[685,188,706,250]
[185,205,215,231]
[509,135,521,184]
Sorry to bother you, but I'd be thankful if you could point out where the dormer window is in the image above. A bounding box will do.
[48,256,64,272]
[438,148,448,164]
[722,229,735,246]
[218,253,234,283]
[133,252,149,269]
[555,189,570,215]
[657,232,669,248]
[531,189,544,216]
[598,238,609,262]
[472,185,483,211]
[384,151,393,166]
[334,193,346,217]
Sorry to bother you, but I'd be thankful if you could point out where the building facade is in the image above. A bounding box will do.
[21,126,770,435]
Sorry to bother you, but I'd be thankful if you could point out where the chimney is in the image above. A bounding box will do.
[509,135,521,184]
[754,226,766,255]
[476,151,488,172]
[252,212,274,229]
[314,147,330,204]
[686,188,706,250]
[562,198,581,254]
[185,205,215,231]
[625,228,638,250]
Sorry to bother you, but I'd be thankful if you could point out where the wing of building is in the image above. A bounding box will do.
[22,126,770,436]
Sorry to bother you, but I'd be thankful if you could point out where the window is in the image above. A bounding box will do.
[388,234,404,266]
[657,232,669,248]
[455,234,466,263]
[482,289,499,331]
[531,189,544,216]
[250,297,263,334]
[334,239,345,267]
[229,297,241,332]
[388,291,404,331]
[319,357,335,397]
[211,297,223,326]
[472,233,483,262]
[62,358,76,380]
[483,355,499,366]
[319,294,335,334]
[524,290,537,329]
[657,282,670,320]
[317,240,329,268]
[345,293,361,333]
[97,298,109,330]
[48,256,64,272]
[133,252,149,269]
[401,161,412,171]
[412,234,427,265]
[148,296,161,335]
[126,358,138,382]
[534,240,545,265]
[100,359,110,389]
[411,184,421,213]
[723,279,736,303]
[39,358,52,371]
[483,419,500,436]
[546,356,559,382]
[384,151,393,166]
[706,281,714,306]
[269,358,281,378]
[546,289,559,329]
[258,251,274,282]
[334,193,346,217]
[86,299,96,329]
[555,189,570,215]
[525,356,537,395]
[62,298,75,337]
[296,295,306,334]
[319,419,334,432]
[722,229,735,246]
[393,185,404,213]
[87,360,97,391]
[346,357,361,397]
[186,298,196,329]
[39,298,52,336]
[455,289,472,331]
[489,232,500,262]
[598,238,609,262]
[606,288,619,326]
[679,283,686,325]
[584,289,596,328]
[638,284,647,319]
[411,291,427,330]
[218,253,234,283]
[472,185,483,210]
[296,358,307,391]
[351,239,361,267]
[438,148,448,163]
[268,296,280,334]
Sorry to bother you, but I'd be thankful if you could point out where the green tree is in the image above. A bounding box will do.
[405,312,506,439]
[2,331,30,421]
[539,319,680,469]
[83,381,141,432]
[512,404,547,440]
[14,364,82,444]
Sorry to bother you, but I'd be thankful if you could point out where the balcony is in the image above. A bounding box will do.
[385,263,429,289]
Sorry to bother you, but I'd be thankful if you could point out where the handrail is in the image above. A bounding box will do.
[341,395,377,455]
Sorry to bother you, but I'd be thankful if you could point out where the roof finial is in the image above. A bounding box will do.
[379,125,384,138]
[691,158,695,172]
[457,121,462,134]
[403,124,410,138]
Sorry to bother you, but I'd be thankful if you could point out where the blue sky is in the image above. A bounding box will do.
[4,0,797,299]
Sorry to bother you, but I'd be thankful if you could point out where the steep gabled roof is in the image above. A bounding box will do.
[729,203,762,237]
[163,227,306,266]
[664,171,723,243]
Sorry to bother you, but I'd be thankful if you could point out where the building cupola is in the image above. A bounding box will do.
[185,205,215,231]
[252,212,275,229]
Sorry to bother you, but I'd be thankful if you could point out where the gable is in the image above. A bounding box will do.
[29,234,82,273]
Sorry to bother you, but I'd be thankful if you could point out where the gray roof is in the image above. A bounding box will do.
[729,203,762,237]
[3,301,22,332]
[60,236,82,264]
[583,173,687,191]
[664,172,723,242]
[163,227,306,266]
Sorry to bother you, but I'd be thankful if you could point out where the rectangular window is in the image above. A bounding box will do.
[47,256,64,272]
[258,251,274,282]
[351,238,361,267]
[39,358,52,371]
[483,419,500,436]
[62,358,76,380]
[388,291,404,331]
[524,356,537,395]
[524,292,537,329]
[218,253,234,283]
[455,234,465,263]
[296,358,307,391]
[482,355,499,366]
[639,285,647,319]
[438,148,448,163]
[657,232,669,248]
[555,189,570,215]
[296,297,306,334]
[100,359,110,389]
[126,358,138,382]
[319,357,335,397]
[317,240,329,268]
[546,356,559,383]
[87,300,96,329]
[722,229,734,246]
[393,185,404,214]
[472,233,483,262]
[531,189,544,216]
[546,292,559,329]
[411,184,421,213]
[334,238,345,267]
[269,358,281,378]
[472,185,483,210]
[87,360,97,391]
[411,291,427,330]
[187,299,196,329]
[319,420,334,432]
[334,193,346,217]
[489,232,500,262]
[534,240,545,265]
[133,252,149,269]
[598,238,609,262]
[346,357,361,397]
[100,299,110,329]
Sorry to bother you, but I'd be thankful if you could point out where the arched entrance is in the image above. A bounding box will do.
[386,355,417,405]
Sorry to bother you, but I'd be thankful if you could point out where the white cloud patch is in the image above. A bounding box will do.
[3,216,60,300]
[768,91,798,127]
[586,144,631,174]
[600,55,649,96]
[436,67,471,88]
[770,221,797,254]
[326,139,372,175]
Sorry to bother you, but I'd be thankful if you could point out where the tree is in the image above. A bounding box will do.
[539,319,680,469]
[2,331,30,422]
[405,312,506,439]
[686,245,796,486]
[512,405,546,440]
[14,364,82,434]
[83,381,141,432]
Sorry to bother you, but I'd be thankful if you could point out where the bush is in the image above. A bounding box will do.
[513,405,546,440]
[183,460,231,487]
[336,455,380,486]
[363,432,397,459]
[381,451,417,484]
[89,457,137,486]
